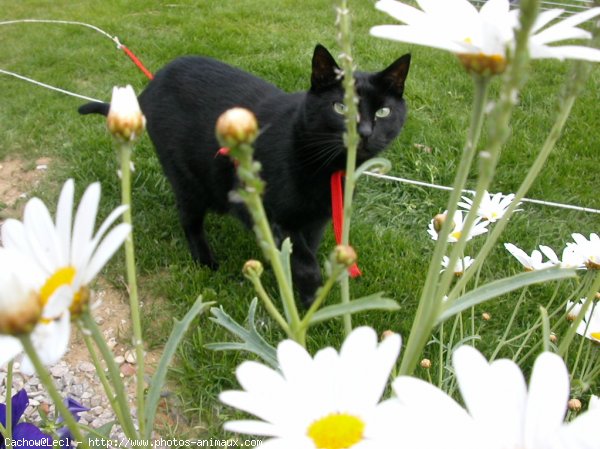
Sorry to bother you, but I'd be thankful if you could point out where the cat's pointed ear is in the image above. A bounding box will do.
[377,53,411,97]
[311,44,341,91]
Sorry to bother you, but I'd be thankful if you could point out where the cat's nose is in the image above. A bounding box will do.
[358,122,373,139]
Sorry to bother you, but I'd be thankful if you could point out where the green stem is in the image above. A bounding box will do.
[490,287,529,361]
[569,302,595,382]
[399,75,490,376]
[336,0,360,335]
[80,325,129,431]
[80,312,139,440]
[247,273,292,338]
[449,58,593,303]
[240,169,301,337]
[437,322,444,388]
[300,264,346,333]
[5,360,13,443]
[19,336,89,449]
[118,141,146,439]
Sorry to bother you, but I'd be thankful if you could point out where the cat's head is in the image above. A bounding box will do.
[302,44,410,169]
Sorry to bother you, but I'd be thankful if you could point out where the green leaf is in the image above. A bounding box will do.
[438,268,576,324]
[144,296,213,439]
[207,298,278,368]
[84,421,115,447]
[309,293,399,325]
[540,306,552,353]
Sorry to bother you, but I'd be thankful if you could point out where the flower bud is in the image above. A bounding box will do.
[215,107,258,148]
[420,358,432,369]
[107,85,146,142]
[333,245,357,267]
[481,312,491,321]
[568,398,582,412]
[433,213,447,233]
[243,260,264,278]
[549,333,558,343]
[381,330,397,340]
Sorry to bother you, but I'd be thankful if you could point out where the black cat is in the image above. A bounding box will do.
[79,44,410,306]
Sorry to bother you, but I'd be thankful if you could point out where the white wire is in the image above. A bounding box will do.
[0,68,102,102]
[364,171,600,215]
[0,18,120,45]
[0,18,119,103]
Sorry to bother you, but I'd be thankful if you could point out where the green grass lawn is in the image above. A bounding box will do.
[1,0,599,438]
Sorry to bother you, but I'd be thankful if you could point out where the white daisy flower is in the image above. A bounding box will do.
[566,299,600,343]
[428,210,489,242]
[441,255,475,276]
[391,346,600,449]
[458,190,519,222]
[371,0,515,74]
[564,233,600,269]
[0,180,130,373]
[219,327,401,448]
[504,243,560,271]
[370,0,600,75]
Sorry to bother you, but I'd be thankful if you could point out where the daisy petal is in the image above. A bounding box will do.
[0,335,23,366]
[80,223,131,284]
[524,352,569,449]
[55,179,74,266]
[71,183,100,269]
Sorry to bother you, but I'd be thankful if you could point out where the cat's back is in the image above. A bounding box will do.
[139,55,282,114]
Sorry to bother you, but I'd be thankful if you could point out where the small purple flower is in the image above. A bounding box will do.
[0,390,52,449]
[55,398,89,448]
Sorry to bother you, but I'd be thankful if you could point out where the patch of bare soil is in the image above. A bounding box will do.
[0,156,50,221]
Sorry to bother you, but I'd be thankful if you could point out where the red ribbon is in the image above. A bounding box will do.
[331,170,362,278]
[120,45,154,80]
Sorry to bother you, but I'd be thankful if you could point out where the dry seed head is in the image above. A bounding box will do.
[420,358,432,369]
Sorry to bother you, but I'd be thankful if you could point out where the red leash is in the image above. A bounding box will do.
[125,46,361,279]
[119,44,154,80]
[331,171,362,278]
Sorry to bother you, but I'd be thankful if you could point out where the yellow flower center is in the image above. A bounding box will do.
[38,266,87,320]
[307,413,365,449]
[39,266,76,306]
[450,230,462,241]
[591,332,600,341]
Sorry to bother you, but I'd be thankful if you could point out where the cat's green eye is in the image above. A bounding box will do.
[333,102,347,115]
[375,107,391,119]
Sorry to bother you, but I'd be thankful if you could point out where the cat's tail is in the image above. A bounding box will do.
[78,101,110,116]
